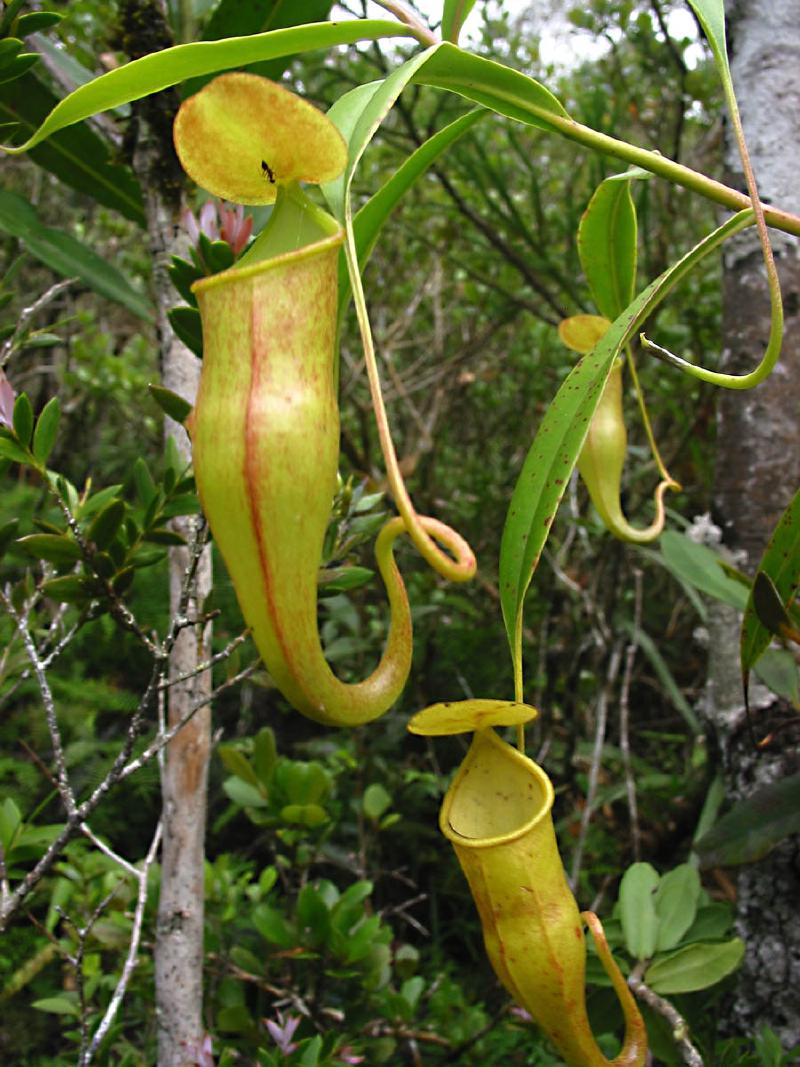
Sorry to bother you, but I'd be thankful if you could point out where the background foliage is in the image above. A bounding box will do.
[1,1,797,1064]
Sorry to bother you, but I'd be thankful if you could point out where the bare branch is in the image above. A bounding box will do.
[570,640,624,887]
[619,569,643,861]
[83,822,163,1065]
[629,964,705,1067]
[1,588,76,816]
[0,278,76,368]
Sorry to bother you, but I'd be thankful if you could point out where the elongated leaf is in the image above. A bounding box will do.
[0,72,144,224]
[336,107,485,316]
[0,436,30,463]
[32,396,60,465]
[442,0,478,43]
[621,621,702,734]
[0,190,152,320]
[199,0,333,84]
[17,532,81,564]
[12,392,33,448]
[1,21,415,154]
[578,170,645,320]
[659,529,749,611]
[499,212,754,658]
[414,41,569,129]
[741,488,800,676]
[694,772,800,869]
[619,862,660,961]
[654,864,701,952]
[752,648,799,707]
[685,1,728,76]
[645,939,744,994]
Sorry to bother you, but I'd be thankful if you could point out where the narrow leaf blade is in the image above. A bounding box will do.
[3,22,416,154]
[644,939,744,994]
[741,488,800,674]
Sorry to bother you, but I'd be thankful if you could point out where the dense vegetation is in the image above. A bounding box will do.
[0,1,797,1064]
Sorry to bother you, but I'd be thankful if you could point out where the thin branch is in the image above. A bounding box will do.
[1,589,76,816]
[82,822,163,1065]
[0,278,76,368]
[619,568,643,861]
[79,824,141,878]
[156,629,249,691]
[117,660,260,785]
[629,963,705,1067]
[570,640,624,887]
[369,0,438,46]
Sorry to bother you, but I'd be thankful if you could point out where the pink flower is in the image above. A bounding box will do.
[182,200,252,257]
[265,1012,300,1056]
[219,203,253,256]
[338,1047,365,1064]
[0,367,15,428]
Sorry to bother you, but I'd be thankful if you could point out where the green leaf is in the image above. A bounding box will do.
[32,993,80,1016]
[0,796,22,853]
[741,488,800,676]
[2,21,416,155]
[143,528,186,546]
[414,42,569,130]
[199,0,333,84]
[32,396,60,465]
[132,457,157,508]
[12,391,33,447]
[0,53,38,85]
[694,772,800,869]
[442,0,477,44]
[752,648,799,707]
[338,108,485,317]
[15,11,63,35]
[578,170,645,320]
[253,903,294,947]
[41,574,94,605]
[654,864,701,952]
[318,565,375,592]
[0,72,144,225]
[223,776,268,810]
[218,745,260,788]
[685,1,729,81]
[660,530,749,611]
[168,305,203,358]
[17,532,81,564]
[86,499,126,550]
[682,902,733,943]
[644,938,744,994]
[0,190,152,320]
[363,783,391,821]
[0,517,20,557]
[499,211,754,664]
[619,862,660,961]
[299,1035,322,1067]
[0,1,25,37]
[0,436,30,464]
[148,384,193,425]
[253,727,278,786]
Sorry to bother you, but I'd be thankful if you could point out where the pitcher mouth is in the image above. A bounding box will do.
[440,728,554,848]
[194,220,345,296]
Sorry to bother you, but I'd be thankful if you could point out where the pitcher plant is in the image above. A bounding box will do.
[409,700,647,1067]
[172,73,474,725]
[559,314,679,544]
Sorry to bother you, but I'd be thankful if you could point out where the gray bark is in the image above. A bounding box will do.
[120,3,213,1062]
[706,0,800,1046]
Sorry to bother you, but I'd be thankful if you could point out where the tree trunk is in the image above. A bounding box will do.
[119,3,213,1063]
[707,0,800,1045]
